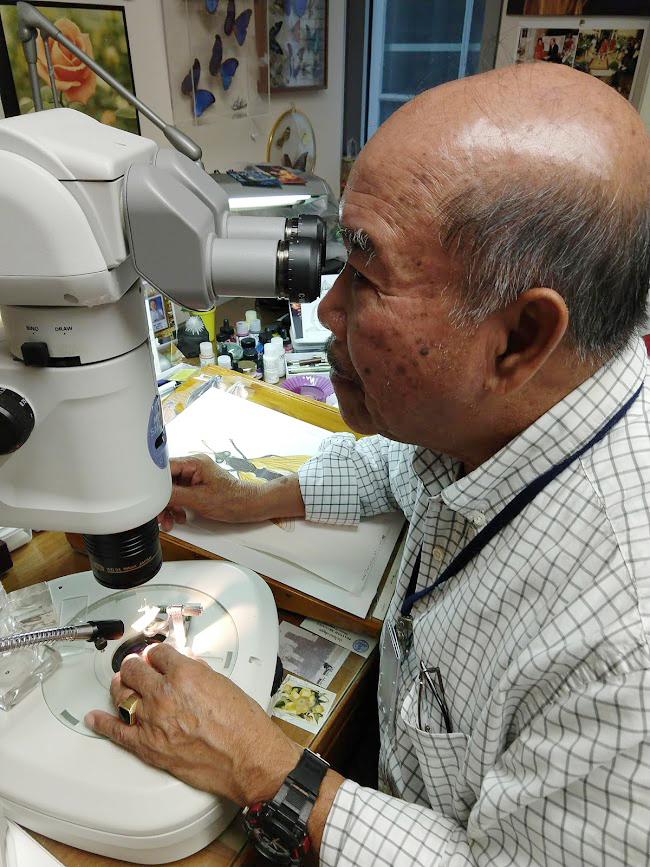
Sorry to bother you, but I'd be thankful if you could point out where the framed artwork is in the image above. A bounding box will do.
[516,24,645,102]
[516,28,579,65]
[145,287,175,338]
[268,0,327,92]
[0,2,139,133]
[266,106,316,172]
[161,0,269,127]
[507,1,649,14]
[574,28,645,101]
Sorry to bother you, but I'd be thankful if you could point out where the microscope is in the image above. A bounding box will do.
[0,7,326,860]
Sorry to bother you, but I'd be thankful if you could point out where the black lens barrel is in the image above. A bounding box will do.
[83,517,163,589]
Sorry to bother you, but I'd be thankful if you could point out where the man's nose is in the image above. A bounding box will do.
[318,273,346,337]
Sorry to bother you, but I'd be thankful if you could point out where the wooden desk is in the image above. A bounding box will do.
[5,531,378,866]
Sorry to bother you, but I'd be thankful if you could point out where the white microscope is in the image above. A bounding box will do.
[0,5,325,862]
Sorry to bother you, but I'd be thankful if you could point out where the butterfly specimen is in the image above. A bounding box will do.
[293,0,308,16]
[269,20,283,54]
[181,58,215,117]
[205,0,218,13]
[284,151,308,172]
[233,8,252,45]
[209,34,239,90]
[290,18,301,41]
[276,125,290,148]
[305,23,320,53]
[224,0,235,33]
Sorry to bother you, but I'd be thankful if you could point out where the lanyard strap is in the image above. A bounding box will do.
[401,383,643,618]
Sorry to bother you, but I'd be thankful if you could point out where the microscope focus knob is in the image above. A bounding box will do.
[0,388,35,454]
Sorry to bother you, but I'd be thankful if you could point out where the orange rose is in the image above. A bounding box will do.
[36,18,96,106]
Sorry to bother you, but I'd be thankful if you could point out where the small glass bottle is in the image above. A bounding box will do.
[263,344,280,384]
[199,341,216,367]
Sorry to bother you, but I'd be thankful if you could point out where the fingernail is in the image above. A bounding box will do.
[84,712,95,727]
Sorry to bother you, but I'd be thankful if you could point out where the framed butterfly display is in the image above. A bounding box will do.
[266,107,316,173]
[161,0,270,126]
[268,0,327,91]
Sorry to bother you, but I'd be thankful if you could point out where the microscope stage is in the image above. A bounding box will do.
[0,560,279,864]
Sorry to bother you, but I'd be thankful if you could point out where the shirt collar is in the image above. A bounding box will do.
[416,338,648,518]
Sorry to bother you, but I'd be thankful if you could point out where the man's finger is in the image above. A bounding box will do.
[119,653,162,694]
[84,710,141,749]
[143,641,187,675]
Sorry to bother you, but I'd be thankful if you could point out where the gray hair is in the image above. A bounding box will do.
[440,175,650,361]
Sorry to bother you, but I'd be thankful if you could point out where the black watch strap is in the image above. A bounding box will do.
[243,749,330,865]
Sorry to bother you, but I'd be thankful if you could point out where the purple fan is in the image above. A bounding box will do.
[280,375,333,403]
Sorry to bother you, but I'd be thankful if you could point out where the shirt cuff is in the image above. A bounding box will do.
[298,434,361,526]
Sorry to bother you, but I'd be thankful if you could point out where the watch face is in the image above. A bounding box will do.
[244,804,310,865]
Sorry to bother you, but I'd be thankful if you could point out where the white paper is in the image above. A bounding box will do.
[165,390,405,617]
[279,622,347,688]
[5,821,62,867]
[301,619,378,658]
[271,675,336,734]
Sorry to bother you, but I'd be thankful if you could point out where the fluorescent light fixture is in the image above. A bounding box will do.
[228,193,312,209]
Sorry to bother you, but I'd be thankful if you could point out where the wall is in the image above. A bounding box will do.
[494,0,650,126]
[0,0,346,193]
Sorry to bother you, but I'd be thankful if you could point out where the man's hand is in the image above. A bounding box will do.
[84,643,302,807]
[158,455,305,531]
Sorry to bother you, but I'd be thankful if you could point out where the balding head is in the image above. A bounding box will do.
[349,64,650,360]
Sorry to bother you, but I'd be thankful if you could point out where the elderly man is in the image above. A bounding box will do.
[86,63,650,865]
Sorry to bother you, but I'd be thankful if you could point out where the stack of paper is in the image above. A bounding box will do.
[164,389,404,617]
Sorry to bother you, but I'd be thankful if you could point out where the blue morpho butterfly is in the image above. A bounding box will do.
[224,3,252,46]
[181,58,215,117]
[269,20,283,55]
[280,0,308,16]
[209,34,239,90]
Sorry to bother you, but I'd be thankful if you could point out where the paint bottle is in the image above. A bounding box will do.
[235,321,250,344]
[199,341,216,367]
[245,309,257,325]
[263,344,280,384]
[249,318,262,350]
[220,319,235,341]
[270,336,285,376]
[217,354,232,369]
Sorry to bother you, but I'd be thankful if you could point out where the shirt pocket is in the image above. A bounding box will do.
[400,681,469,821]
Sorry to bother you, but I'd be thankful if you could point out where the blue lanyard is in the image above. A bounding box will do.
[400,383,643,619]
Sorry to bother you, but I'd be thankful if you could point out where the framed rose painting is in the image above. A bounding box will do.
[0,2,139,133]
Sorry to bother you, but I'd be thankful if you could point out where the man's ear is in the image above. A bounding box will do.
[485,288,569,395]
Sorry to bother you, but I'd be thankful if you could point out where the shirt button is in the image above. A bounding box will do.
[470,511,486,527]
[432,546,444,562]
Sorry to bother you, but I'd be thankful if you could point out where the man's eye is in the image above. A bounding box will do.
[347,264,367,284]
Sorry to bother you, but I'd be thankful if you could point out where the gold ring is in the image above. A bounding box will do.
[117,692,141,725]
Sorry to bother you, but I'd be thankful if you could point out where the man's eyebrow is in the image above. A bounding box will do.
[338,225,377,258]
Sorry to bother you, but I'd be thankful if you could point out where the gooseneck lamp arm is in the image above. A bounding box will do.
[15,0,202,162]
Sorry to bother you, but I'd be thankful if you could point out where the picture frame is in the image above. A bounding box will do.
[507,1,649,14]
[0,1,139,133]
[268,0,327,92]
[266,106,316,172]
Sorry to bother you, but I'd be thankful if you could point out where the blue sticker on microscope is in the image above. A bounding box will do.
[353,639,369,654]
[147,395,168,469]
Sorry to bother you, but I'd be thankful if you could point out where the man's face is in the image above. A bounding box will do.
[318,148,490,451]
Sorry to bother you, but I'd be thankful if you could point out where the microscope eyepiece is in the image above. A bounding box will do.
[276,236,321,303]
[284,214,327,263]
[83,517,162,589]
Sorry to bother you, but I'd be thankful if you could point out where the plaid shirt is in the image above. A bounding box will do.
[298,338,650,866]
